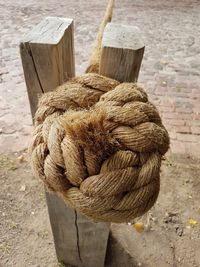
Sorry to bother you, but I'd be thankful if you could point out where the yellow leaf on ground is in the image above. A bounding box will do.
[134,222,144,233]
[188,218,197,227]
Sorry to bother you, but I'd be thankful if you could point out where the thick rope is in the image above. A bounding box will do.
[30,73,170,223]
[29,0,170,223]
[86,0,115,73]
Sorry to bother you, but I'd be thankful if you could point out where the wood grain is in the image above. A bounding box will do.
[20,17,75,117]
[46,192,110,267]
[100,23,145,82]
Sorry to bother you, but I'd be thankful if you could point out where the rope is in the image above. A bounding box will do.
[86,0,115,73]
[30,73,169,223]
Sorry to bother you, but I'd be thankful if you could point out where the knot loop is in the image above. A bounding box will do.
[30,73,169,223]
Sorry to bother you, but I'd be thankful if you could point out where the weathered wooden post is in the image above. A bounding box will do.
[20,16,145,267]
[100,23,144,82]
[20,17,75,117]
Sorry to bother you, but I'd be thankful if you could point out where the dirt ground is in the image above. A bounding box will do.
[1,152,200,267]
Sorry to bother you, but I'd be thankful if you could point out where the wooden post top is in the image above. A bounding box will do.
[22,17,73,44]
[100,22,145,82]
[20,16,75,116]
[102,23,144,50]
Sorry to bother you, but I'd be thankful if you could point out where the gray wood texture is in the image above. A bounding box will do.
[20,17,75,117]
[46,193,110,267]
[100,23,145,82]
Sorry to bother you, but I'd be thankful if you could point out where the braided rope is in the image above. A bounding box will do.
[30,73,169,223]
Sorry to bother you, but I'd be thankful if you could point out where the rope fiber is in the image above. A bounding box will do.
[86,0,115,73]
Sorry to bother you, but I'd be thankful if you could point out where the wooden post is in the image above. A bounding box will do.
[20,17,110,267]
[20,17,75,117]
[20,17,145,267]
[100,23,145,82]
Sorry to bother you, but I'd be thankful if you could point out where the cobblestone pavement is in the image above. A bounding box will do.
[0,0,200,157]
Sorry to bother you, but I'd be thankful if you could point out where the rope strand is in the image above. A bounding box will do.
[86,0,115,73]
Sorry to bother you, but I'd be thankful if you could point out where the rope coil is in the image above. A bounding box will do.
[30,73,169,223]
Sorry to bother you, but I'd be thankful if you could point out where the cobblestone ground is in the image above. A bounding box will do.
[0,0,200,157]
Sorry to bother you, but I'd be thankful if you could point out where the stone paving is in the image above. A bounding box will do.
[0,0,200,157]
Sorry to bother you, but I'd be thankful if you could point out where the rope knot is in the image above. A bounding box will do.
[30,73,169,223]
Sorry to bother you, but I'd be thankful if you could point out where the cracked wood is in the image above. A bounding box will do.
[20,17,75,117]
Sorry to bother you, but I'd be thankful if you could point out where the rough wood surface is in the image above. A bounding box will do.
[100,23,145,82]
[20,17,75,117]
[76,212,110,267]
[46,193,110,267]
[46,193,79,266]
